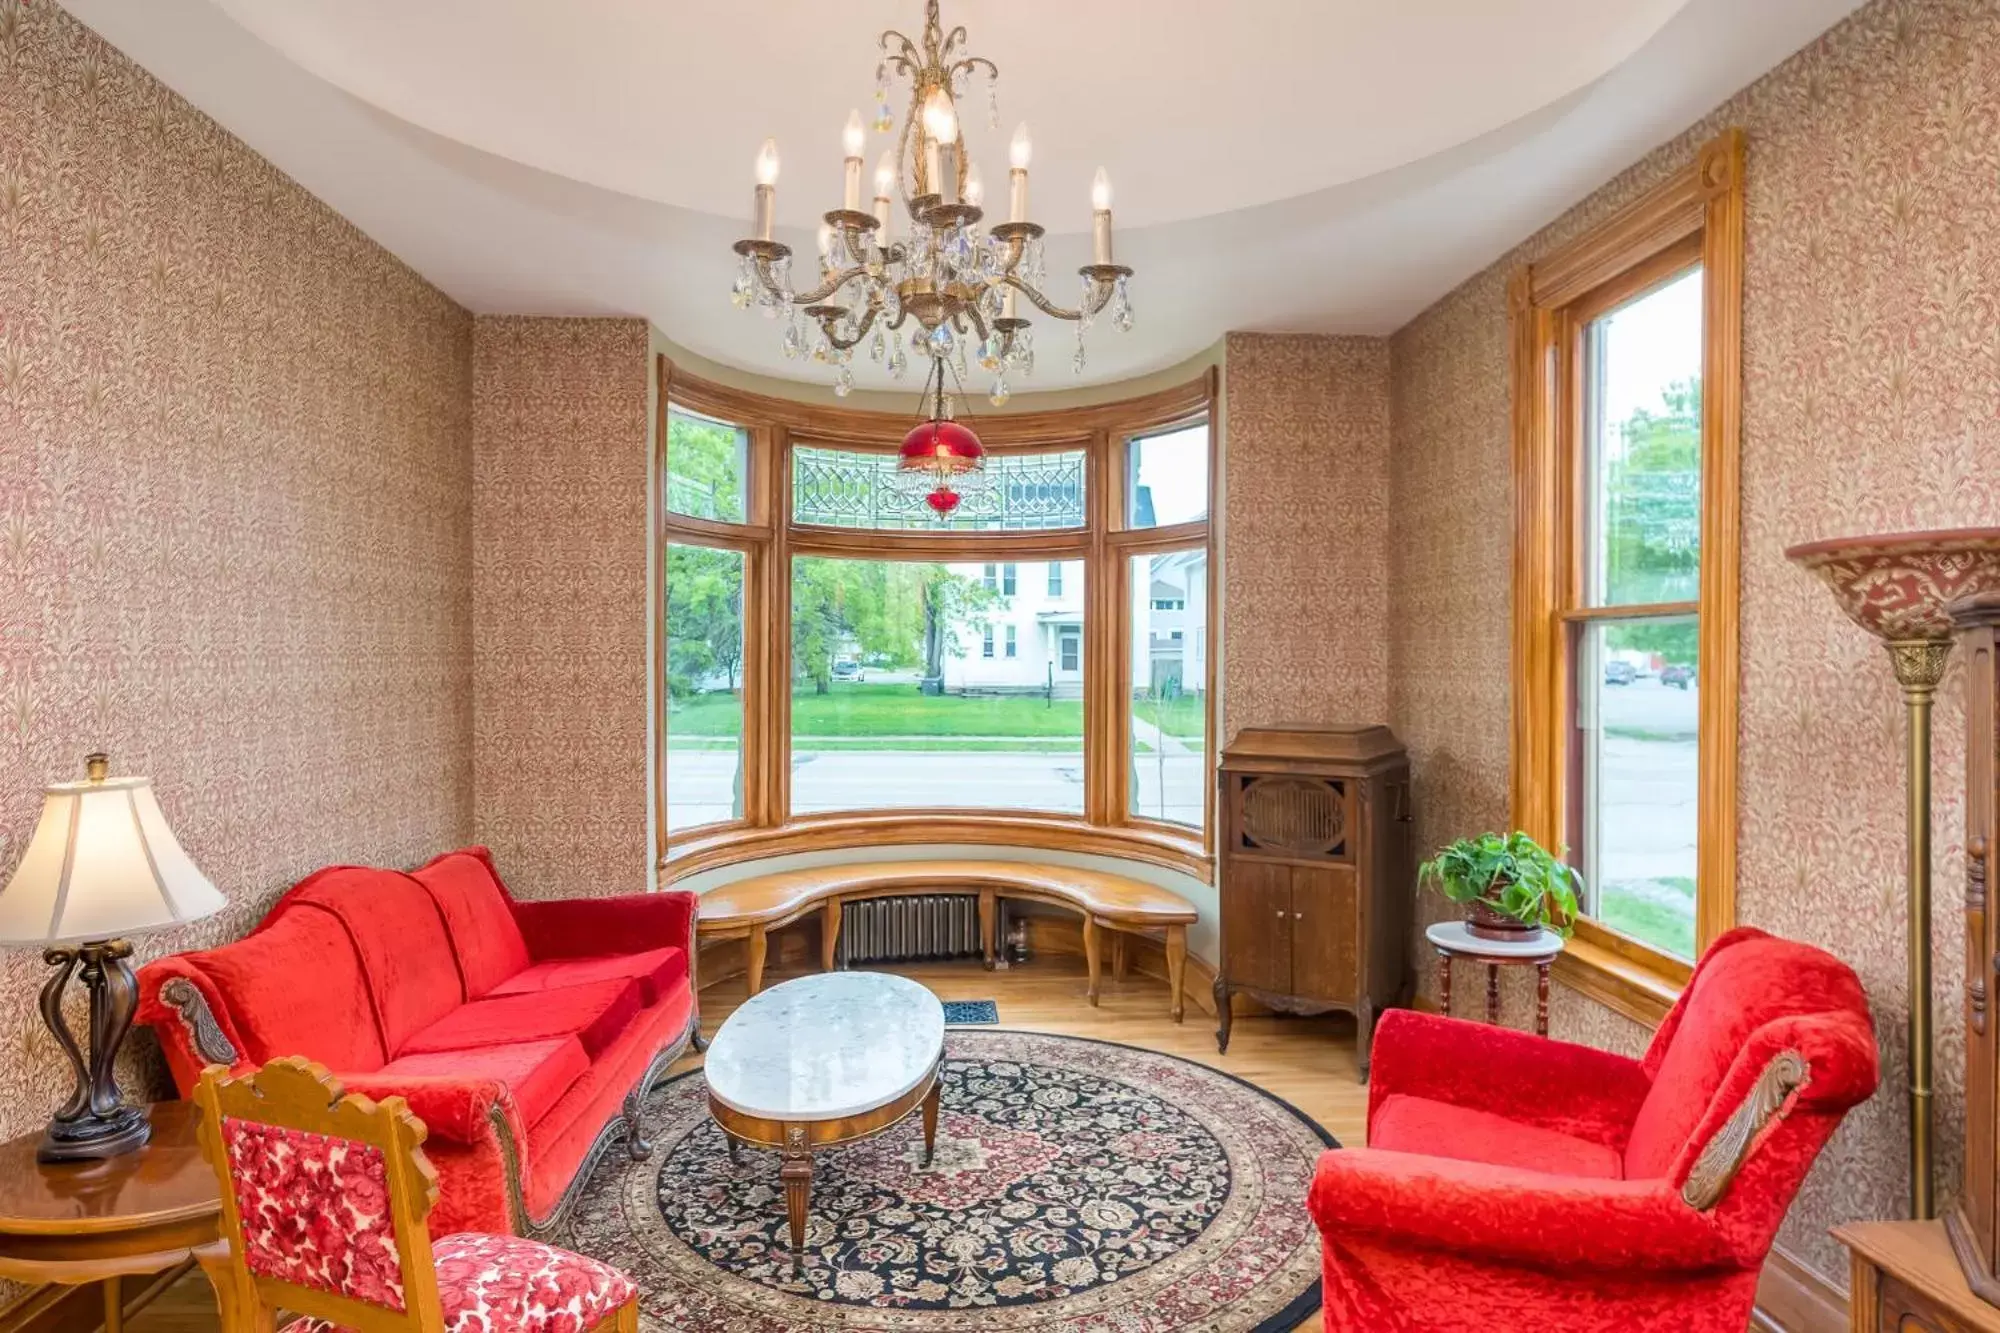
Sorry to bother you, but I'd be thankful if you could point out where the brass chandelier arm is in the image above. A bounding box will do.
[816,303,880,351]
[997,270,1125,323]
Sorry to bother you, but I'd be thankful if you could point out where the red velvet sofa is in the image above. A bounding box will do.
[137,847,697,1238]
[1309,926,1878,1332]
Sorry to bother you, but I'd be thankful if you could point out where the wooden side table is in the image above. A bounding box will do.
[1838,1219,2000,1331]
[1425,920,1564,1035]
[0,1100,229,1333]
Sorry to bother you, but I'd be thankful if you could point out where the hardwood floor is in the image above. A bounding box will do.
[131,955,1355,1332]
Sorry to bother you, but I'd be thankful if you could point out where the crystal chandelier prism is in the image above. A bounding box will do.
[729,0,1135,402]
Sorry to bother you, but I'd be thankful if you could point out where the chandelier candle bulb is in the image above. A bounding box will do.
[1091,167,1113,264]
[962,162,984,207]
[939,144,959,203]
[752,137,780,241]
[842,109,866,210]
[923,134,942,199]
[1008,122,1032,222]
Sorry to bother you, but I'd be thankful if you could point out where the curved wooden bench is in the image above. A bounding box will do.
[695,859,1200,1022]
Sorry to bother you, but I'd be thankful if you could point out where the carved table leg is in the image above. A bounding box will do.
[1165,924,1188,1024]
[623,1084,651,1160]
[1485,964,1500,1025]
[821,898,842,973]
[1213,977,1233,1054]
[746,925,768,997]
[1082,915,1102,1006]
[921,1079,941,1167]
[1536,961,1551,1036]
[725,1130,742,1165]
[978,889,998,971]
[1112,933,1128,981]
[1436,949,1452,1018]
[780,1125,812,1258]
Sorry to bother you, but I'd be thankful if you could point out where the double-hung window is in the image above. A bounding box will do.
[1510,130,1744,1021]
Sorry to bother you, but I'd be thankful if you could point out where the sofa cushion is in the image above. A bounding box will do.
[374,1037,590,1129]
[198,907,386,1072]
[1371,1093,1623,1181]
[485,946,688,1007]
[395,979,643,1059]
[412,849,533,998]
[281,866,466,1053]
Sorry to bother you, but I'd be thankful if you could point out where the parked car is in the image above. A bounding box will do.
[1661,663,1694,689]
[1603,660,1636,686]
[831,659,864,682]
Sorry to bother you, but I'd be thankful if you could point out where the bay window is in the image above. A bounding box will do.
[657,363,1217,877]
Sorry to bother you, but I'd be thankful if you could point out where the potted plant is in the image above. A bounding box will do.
[1417,831,1582,940]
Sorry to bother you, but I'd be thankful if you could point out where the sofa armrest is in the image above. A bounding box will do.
[1308,1147,1742,1273]
[510,891,697,961]
[137,960,253,1095]
[1368,1008,1652,1150]
[337,1074,519,1148]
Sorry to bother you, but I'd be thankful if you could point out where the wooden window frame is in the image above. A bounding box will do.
[656,359,1220,881]
[1510,129,1745,1027]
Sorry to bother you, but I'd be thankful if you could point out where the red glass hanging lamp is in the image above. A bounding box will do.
[897,358,985,516]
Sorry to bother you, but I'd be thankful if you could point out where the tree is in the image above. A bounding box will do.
[919,568,1000,680]
[789,558,999,693]
[1604,378,1700,667]
[665,546,742,698]
[665,411,747,522]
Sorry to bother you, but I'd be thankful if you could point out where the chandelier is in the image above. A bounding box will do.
[729,0,1135,403]
[896,357,987,516]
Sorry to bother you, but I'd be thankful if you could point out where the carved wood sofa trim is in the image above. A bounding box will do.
[158,976,693,1239]
[1681,1048,1808,1210]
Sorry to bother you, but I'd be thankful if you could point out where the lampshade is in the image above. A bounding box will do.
[0,756,223,946]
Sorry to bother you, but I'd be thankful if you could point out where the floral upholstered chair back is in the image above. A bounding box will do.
[197,1057,446,1333]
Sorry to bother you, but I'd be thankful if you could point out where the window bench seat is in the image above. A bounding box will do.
[693,859,1200,1021]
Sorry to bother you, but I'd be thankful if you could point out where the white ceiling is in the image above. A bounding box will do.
[61,0,1861,396]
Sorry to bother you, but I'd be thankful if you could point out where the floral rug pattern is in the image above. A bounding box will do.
[560,1030,1333,1332]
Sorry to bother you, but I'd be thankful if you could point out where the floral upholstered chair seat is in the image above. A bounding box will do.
[284,1234,635,1333]
[197,1058,640,1333]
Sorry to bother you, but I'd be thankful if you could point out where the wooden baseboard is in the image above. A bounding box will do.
[1754,1242,1846,1332]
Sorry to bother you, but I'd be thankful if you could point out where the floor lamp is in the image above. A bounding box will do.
[1788,527,2000,1219]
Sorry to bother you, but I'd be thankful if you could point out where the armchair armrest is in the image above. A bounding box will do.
[1369,1009,1652,1150]
[1309,1147,1744,1273]
[510,890,697,961]
[337,1073,518,1148]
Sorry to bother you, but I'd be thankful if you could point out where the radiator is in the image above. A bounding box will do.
[837,894,983,966]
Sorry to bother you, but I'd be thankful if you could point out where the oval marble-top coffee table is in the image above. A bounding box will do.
[705,971,946,1256]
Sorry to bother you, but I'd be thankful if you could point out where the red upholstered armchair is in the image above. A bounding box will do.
[1309,927,1878,1333]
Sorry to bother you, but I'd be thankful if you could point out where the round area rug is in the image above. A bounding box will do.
[562,1030,1334,1332]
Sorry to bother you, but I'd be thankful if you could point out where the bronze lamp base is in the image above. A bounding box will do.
[36,938,151,1163]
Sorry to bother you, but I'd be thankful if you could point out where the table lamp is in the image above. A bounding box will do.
[0,752,224,1161]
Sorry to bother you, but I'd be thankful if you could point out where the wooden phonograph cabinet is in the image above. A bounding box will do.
[1213,725,1411,1077]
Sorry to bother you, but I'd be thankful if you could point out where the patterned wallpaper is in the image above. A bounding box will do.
[1387,0,2000,1281]
[1221,334,1392,742]
[471,317,653,901]
[0,0,474,1147]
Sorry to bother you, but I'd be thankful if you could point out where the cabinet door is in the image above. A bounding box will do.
[1290,864,1359,1003]
[1222,860,1292,995]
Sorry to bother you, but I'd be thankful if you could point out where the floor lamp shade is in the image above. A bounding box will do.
[0,753,223,1161]
[0,765,224,946]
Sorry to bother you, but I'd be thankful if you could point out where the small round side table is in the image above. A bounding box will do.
[1425,920,1565,1036]
[0,1100,229,1333]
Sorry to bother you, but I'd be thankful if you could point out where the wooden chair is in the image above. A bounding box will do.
[194,1058,639,1333]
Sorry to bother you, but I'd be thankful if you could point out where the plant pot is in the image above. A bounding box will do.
[1465,898,1539,942]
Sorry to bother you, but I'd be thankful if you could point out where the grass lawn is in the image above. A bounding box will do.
[1132,692,1205,742]
[1597,876,1695,961]
[669,683,1084,737]
[665,682,1205,746]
